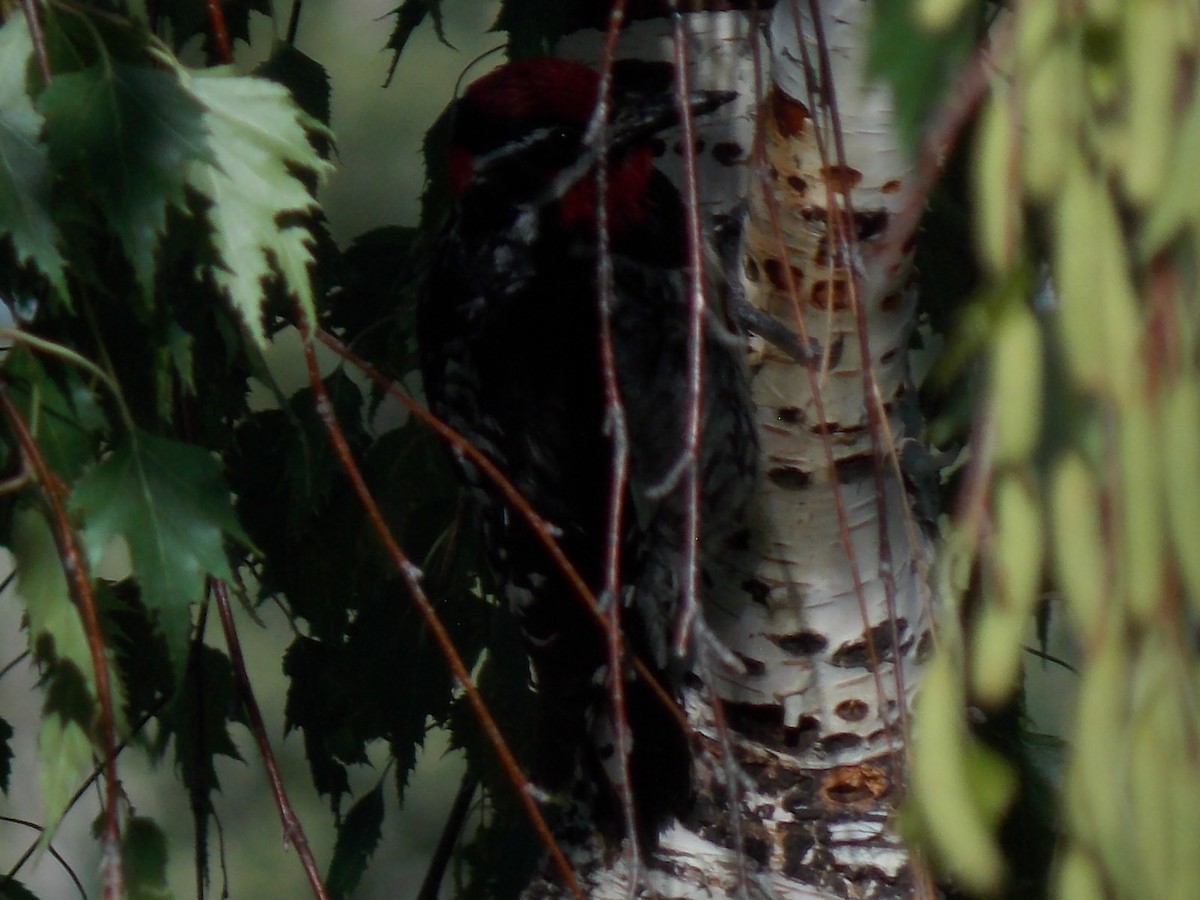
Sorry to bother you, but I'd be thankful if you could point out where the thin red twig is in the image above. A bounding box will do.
[667,2,707,661]
[299,324,584,899]
[2,702,164,898]
[315,330,688,736]
[0,388,124,900]
[20,0,51,82]
[590,0,646,872]
[211,579,330,900]
[205,0,233,64]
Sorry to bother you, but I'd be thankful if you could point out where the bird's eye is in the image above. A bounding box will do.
[534,126,580,168]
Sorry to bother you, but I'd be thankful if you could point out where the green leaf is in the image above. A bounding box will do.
[169,644,244,789]
[37,682,95,846]
[868,0,979,153]
[39,63,208,294]
[230,372,368,640]
[384,1,454,85]
[910,657,1009,892]
[256,42,332,129]
[283,637,354,804]
[3,345,108,483]
[180,68,333,347]
[0,17,67,297]
[70,431,249,675]
[0,876,39,900]
[11,508,93,692]
[493,0,572,59]
[155,0,270,57]
[123,816,172,900]
[325,784,385,899]
[0,716,13,793]
[165,644,243,879]
[1141,92,1200,256]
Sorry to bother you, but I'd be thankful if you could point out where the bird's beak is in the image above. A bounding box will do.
[605,89,737,154]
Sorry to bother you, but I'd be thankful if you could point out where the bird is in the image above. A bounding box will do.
[418,57,758,846]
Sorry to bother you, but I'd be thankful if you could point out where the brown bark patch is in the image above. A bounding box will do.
[763,257,803,292]
[855,208,890,240]
[770,87,811,137]
[711,141,744,166]
[742,832,771,865]
[831,452,878,481]
[732,651,767,677]
[810,279,851,311]
[785,715,821,749]
[822,164,863,194]
[831,621,907,668]
[768,630,829,655]
[813,235,847,268]
[914,628,935,662]
[835,699,870,723]
[820,763,890,806]
[818,732,864,754]
[741,577,772,606]
[767,465,811,490]
[781,827,818,878]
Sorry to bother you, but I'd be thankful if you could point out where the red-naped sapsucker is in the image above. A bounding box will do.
[418,58,757,841]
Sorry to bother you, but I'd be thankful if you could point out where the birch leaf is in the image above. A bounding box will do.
[123,817,172,900]
[40,64,207,294]
[37,713,93,847]
[12,508,92,689]
[869,0,976,151]
[0,18,66,297]
[326,784,385,899]
[0,717,12,792]
[181,69,332,347]
[0,876,38,899]
[70,431,249,676]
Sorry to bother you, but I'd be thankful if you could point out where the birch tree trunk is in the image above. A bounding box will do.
[533,3,938,896]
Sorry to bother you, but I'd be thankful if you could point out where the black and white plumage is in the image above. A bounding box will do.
[418,58,757,840]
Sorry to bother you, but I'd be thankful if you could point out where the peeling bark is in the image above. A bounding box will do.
[537,3,939,896]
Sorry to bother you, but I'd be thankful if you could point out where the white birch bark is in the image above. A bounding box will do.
[532,3,938,896]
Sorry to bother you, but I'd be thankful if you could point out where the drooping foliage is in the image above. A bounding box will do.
[0,1,1196,898]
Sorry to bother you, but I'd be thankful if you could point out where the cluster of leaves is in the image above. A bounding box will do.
[0,0,334,891]
[872,1,1200,898]
[0,0,588,895]
[0,3,395,899]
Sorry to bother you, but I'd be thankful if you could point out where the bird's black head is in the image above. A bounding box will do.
[447,58,733,237]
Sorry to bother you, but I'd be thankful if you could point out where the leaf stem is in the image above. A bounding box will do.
[205,0,233,64]
[316,330,688,735]
[0,329,136,435]
[20,0,51,82]
[0,815,88,899]
[299,324,584,899]
[0,386,125,900]
[211,579,330,900]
